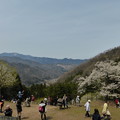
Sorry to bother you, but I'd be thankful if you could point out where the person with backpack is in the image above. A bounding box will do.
[39,101,46,120]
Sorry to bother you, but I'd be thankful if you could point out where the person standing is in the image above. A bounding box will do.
[17,91,24,101]
[16,99,22,120]
[115,98,119,108]
[84,100,91,117]
[39,101,46,120]
[31,95,35,104]
[76,95,80,106]
[0,97,4,113]
[63,94,68,109]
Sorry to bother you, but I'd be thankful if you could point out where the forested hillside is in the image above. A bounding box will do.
[0,60,22,99]
[57,46,120,98]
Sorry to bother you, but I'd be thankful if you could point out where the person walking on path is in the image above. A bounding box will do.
[102,101,111,120]
[84,100,91,117]
[16,99,22,120]
[39,101,46,120]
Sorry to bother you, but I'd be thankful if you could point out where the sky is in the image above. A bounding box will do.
[0,0,120,59]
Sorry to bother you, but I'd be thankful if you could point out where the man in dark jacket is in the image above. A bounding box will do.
[92,109,101,120]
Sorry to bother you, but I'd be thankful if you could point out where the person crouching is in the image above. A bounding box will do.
[4,105,12,117]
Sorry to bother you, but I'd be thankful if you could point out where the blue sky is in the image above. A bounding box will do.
[0,0,120,59]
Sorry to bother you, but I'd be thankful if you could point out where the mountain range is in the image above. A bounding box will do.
[0,53,87,86]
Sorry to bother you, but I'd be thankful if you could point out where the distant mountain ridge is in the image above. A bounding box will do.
[0,53,87,86]
[0,53,86,64]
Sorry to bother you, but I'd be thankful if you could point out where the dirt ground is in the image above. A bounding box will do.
[0,100,120,120]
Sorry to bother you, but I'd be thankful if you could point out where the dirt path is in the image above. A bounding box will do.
[0,101,120,120]
[0,102,90,120]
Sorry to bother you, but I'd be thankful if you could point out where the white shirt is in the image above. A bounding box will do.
[84,102,90,111]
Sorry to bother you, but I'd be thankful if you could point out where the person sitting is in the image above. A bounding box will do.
[4,105,12,117]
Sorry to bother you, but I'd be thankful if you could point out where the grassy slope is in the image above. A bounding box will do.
[0,100,120,120]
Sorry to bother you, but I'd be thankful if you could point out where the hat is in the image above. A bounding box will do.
[88,100,91,102]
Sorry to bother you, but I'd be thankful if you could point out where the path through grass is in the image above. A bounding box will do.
[0,100,120,120]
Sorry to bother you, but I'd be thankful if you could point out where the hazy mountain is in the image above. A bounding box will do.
[0,53,86,64]
[0,53,87,86]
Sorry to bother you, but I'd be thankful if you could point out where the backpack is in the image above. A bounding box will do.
[39,106,44,112]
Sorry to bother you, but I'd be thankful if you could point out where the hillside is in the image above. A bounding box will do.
[0,60,22,99]
[57,46,120,97]
[0,53,87,86]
